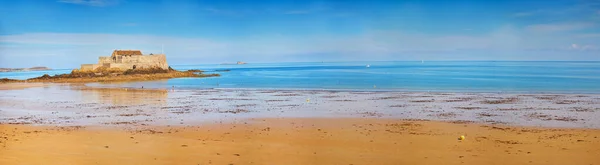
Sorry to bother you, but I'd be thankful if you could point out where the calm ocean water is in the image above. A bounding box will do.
[2,61,600,93]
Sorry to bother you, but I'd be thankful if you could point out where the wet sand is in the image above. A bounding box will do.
[1,118,600,165]
[1,85,599,128]
[1,84,600,164]
[0,83,48,90]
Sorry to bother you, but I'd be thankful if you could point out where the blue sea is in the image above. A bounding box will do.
[2,61,600,93]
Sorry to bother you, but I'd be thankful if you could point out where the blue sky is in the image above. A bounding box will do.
[1,0,599,68]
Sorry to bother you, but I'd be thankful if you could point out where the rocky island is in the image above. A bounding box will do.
[1,50,218,83]
[0,66,51,72]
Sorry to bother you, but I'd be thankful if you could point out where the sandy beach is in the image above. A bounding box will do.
[1,83,600,164]
[1,118,600,165]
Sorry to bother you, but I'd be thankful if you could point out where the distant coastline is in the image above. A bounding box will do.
[220,61,247,65]
[0,67,51,72]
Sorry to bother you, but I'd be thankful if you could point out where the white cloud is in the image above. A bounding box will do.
[0,33,228,67]
[282,3,328,15]
[0,33,223,48]
[200,7,245,16]
[572,43,579,49]
[0,30,581,56]
[513,11,536,17]
[1,25,599,68]
[57,0,119,7]
[568,43,597,51]
[120,23,138,27]
[513,1,600,18]
[202,8,228,14]
[284,10,312,15]
[525,23,594,33]
[576,33,600,38]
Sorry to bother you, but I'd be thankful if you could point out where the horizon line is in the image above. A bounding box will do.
[37,60,600,70]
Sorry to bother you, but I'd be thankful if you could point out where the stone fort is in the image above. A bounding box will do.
[81,50,169,70]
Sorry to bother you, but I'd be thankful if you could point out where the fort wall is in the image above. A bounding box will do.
[81,64,102,70]
[80,51,169,71]
[98,57,112,64]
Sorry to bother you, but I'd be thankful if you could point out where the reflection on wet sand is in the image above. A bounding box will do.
[78,87,168,106]
[86,80,172,91]
[0,83,48,90]
[2,83,600,128]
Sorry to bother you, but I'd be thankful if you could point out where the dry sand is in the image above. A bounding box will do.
[1,118,599,165]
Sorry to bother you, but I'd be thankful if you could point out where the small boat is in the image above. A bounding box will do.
[366,64,370,68]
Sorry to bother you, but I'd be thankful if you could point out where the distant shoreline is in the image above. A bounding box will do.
[0,66,51,72]
[220,61,247,65]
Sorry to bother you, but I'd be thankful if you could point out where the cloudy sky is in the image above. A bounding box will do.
[1,0,599,68]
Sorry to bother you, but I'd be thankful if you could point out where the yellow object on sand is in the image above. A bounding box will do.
[306,99,310,102]
[458,135,465,140]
